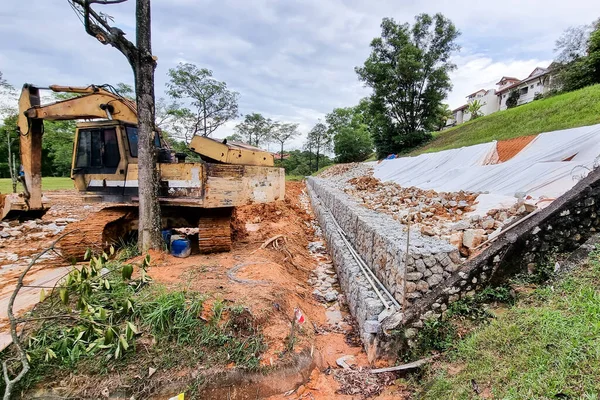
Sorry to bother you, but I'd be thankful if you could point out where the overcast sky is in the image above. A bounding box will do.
[1,0,600,150]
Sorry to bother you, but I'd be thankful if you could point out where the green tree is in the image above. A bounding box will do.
[325,106,372,163]
[270,122,299,160]
[506,90,519,109]
[279,149,333,176]
[588,21,600,84]
[234,113,273,147]
[553,18,600,92]
[355,14,460,153]
[306,122,332,172]
[114,82,135,100]
[0,114,20,180]
[167,63,239,138]
[42,120,76,176]
[435,103,453,131]
[466,99,484,120]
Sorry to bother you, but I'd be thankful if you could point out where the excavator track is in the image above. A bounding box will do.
[59,207,133,262]
[198,210,232,254]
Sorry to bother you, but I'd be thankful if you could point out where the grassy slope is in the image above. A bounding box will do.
[420,251,600,399]
[0,177,73,193]
[412,84,600,155]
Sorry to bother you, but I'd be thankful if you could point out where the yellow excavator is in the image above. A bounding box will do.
[1,83,284,259]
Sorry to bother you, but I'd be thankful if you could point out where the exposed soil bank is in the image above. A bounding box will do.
[12,182,408,399]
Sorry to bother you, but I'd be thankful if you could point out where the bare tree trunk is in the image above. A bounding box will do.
[135,0,162,251]
[316,143,321,172]
[280,142,284,160]
[203,103,208,137]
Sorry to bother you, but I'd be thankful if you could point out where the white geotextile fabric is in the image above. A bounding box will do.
[373,123,600,210]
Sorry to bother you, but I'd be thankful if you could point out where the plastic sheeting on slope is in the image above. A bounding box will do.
[373,123,600,212]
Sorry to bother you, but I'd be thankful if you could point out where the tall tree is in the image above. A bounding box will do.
[234,113,273,147]
[167,63,239,138]
[306,122,332,172]
[270,122,299,160]
[69,0,162,252]
[553,18,600,92]
[356,14,460,153]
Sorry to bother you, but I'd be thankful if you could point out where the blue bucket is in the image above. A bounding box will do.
[161,229,172,249]
[171,238,191,258]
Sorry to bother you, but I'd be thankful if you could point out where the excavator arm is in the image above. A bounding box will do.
[2,84,138,219]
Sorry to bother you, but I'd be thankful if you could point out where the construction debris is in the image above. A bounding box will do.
[334,367,396,398]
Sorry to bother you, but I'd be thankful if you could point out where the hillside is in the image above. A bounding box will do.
[419,246,600,398]
[412,84,600,155]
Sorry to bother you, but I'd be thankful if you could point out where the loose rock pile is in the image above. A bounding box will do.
[0,219,67,242]
[321,163,533,257]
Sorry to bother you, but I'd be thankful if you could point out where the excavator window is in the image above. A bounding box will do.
[126,126,162,158]
[75,127,120,172]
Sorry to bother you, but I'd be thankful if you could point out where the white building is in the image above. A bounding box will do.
[451,88,499,125]
[451,66,554,126]
[497,67,552,110]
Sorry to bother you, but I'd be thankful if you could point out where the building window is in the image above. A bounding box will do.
[530,85,534,89]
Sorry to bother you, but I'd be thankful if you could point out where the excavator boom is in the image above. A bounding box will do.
[2,84,138,219]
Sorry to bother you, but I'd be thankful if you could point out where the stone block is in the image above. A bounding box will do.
[423,256,436,267]
[427,273,443,287]
[406,272,423,281]
[463,229,485,249]
[430,265,444,275]
[415,259,426,273]
[363,320,380,334]
[416,280,429,292]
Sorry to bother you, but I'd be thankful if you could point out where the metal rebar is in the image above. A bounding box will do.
[327,208,401,310]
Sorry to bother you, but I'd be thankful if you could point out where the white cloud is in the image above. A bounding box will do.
[1,0,600,146]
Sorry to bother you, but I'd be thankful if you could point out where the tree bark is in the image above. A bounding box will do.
[316,143,320,172]
[280,142,284,160]
[135,0,162,251]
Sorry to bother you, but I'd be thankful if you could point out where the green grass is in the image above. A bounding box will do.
[0,177,73,193]
[420,250,600,399]
[412,84,600,155]
[285,175,305,181]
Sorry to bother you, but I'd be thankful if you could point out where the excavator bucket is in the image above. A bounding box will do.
[0,193,50,221]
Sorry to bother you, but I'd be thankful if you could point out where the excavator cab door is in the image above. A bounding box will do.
[72,124,127,198]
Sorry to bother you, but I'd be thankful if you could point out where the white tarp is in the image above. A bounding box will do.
[373,124,600,212]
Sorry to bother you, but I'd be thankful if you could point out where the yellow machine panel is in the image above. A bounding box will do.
[189,136,274,167]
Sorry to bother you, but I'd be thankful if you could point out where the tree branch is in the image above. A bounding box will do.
[2,231,74,400]
[70,0,138,65]
[89,0,127,3]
